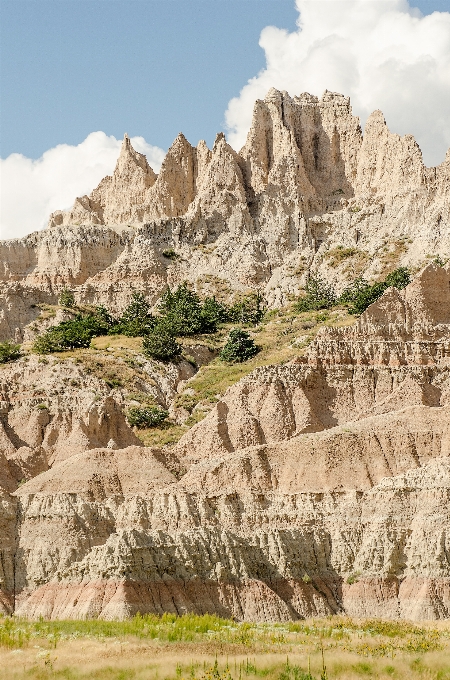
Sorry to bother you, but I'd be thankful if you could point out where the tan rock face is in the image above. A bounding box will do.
[1,90,450,621]
[2,88,450,337]
[10,454,450,621]
[0,263,448,621]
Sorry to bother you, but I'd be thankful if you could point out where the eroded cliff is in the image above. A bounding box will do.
[0,264,448,621]
[1,89,449,341]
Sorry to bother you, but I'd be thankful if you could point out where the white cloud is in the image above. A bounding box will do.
[0,132,165,240]
[225,0,450,166]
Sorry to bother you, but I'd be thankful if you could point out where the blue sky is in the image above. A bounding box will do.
[1,0,299,158]
[1,0,450,239]
[1,0,448,159]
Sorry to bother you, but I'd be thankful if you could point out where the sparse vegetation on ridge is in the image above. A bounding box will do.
[0,340,21,364]
[30,284,266,358]
[339,267,411,315]
[17,267,414,448]
[27,267,410,364]
[296,267,411,316]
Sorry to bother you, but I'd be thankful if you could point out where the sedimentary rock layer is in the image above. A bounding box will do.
[0,264,448,621]
[11,454,450,621]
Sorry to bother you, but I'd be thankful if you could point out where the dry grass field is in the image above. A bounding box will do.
[0,614,449,680]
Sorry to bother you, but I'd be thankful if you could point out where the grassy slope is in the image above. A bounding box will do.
[25,305,355,449]
[132,306,355,448]
[0,614,449,679]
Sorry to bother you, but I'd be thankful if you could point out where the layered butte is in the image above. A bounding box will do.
[0,263,449,621]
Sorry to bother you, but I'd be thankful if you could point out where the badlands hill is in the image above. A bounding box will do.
[0,89,449,622]
[0,262,448,621]
[1,89,449,341]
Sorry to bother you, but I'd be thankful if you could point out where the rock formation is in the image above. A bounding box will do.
[0,263,448,621]
[1,89,449,341]
[1,90,449,621]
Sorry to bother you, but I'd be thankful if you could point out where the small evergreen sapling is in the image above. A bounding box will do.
[111,292,155,337]
[228,292,265,325]
[295,275,336,312]
[219,328,258,363]
[200,296,229,331]
[58,288,75,308]
[157,283,205,336]
[142,324,181,361]
[127,406,168,428]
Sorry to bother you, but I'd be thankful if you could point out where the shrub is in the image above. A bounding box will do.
[58,288,75,308]
[384,266,411,289]
[105,376,123,389]
[33,309,111,354]
[142,324,181,361]
[111,292,155,337]
[92,305,115,328]
[157,283,207,336]
[127,406,168,428]
[338,277,378,315]
[295,275,337,312]
[0,341,21,364]
[219,328,258,363]
[347,571,361,585]
[162,248,179,260]
[228,292,265,325]
[433,255,447,267]
[340,267,411,315]
[33,320,93,353]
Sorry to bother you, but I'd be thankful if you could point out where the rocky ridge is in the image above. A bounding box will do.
[1,89,449,341]
[0,264,449,621]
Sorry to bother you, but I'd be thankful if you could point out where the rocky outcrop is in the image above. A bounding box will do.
[0,356,139,471]
[1,88,450,621]
[173,263,450,463]
[0,264,448,621]
[1,89,450,339]
[11,451,450,621]
[0,346,201,475]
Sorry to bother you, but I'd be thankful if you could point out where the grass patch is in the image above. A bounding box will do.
[378,239,408,273]
[0,615,449,680]
[90,335,143,351]
[325,246,368,270]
